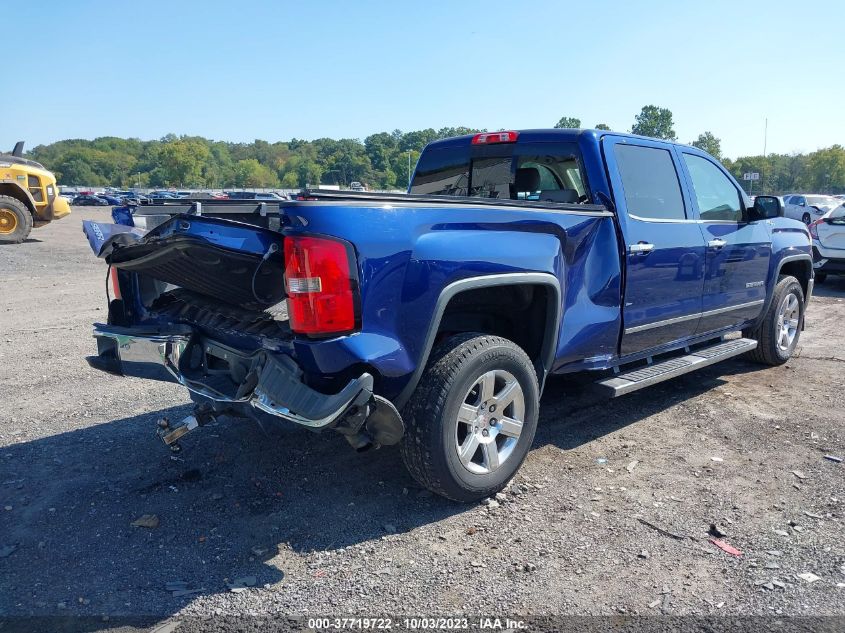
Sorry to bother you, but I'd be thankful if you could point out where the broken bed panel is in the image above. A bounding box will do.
[90,215,286,309]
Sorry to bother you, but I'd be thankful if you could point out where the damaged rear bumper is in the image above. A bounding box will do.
[88,323,373,430]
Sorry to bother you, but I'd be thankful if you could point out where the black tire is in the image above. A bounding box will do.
[400,333,539,502]
[743,275,804,365]
[0,195,33,244]
[802,212,811,225]
[814,273,827,284]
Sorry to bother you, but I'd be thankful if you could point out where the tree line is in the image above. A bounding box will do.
[29,129,482,191]
[557,106,845,195]
[28,106,844,194]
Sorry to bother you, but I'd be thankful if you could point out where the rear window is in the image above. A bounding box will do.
[410,142,588,203]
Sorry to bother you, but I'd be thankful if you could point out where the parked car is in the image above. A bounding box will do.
[71,194,109,206]
[120,195,147,205]
[147,191,179,200]
[782,194,841,224]
[224,191,286,200]
[84,129,812,502]
[809,203,845,282]
[98,195,123,205]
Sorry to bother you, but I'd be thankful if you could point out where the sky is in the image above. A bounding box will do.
[4,0,844,159]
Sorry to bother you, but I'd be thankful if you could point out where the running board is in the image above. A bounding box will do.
[596,338,757,397]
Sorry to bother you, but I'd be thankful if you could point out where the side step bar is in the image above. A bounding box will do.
[595,338,757,397]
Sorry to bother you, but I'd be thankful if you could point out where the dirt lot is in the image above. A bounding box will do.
[1,208,844,626]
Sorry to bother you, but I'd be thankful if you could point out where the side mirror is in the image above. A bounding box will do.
[752,195,783,220]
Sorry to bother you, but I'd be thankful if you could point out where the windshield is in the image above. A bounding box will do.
[410,141,588,202]
[807,195,838,207]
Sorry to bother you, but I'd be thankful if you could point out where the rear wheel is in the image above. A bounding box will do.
[400,334,539,502]
[743,275,804,365]
[0,196,33,244]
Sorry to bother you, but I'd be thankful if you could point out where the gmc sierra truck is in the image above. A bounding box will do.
[84,129,813,501]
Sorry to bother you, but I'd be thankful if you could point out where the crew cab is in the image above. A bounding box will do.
[84,129,813,501]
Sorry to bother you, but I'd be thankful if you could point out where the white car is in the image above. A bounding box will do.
[810,203,845,282]
[783,194,841,224]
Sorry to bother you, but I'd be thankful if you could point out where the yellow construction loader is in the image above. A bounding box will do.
[0,142,70,243]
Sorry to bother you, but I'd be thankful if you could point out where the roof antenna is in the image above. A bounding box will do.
[11,141,24,157]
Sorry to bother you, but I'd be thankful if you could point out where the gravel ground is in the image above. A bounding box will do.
[1,208,844,627]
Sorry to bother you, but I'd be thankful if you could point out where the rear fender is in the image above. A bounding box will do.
[393,272,561,409]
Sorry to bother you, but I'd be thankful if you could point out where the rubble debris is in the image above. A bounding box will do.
[708,523,727,538]
[797,572,821,583]
[637,517,685,541]
[130,514,160,529]
[709,538,742,557]
[227,576,257,592]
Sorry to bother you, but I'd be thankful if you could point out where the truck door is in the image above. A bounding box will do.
[603,138,706,356]
[677,151,770,334]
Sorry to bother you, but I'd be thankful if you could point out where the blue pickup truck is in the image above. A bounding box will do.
[84,129,813,501]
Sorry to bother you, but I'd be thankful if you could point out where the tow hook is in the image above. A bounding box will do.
[157,404,215,452]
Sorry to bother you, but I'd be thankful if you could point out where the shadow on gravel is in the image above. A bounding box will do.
[0,238,43,246]
[811,277,845,298]
[0,356,764,617]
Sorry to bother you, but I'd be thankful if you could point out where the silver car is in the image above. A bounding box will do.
[782,194,841,224]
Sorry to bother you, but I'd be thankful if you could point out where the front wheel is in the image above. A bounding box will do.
[0,195,33,244]
[743,275,804,365]
[400,334,539,502]
[802,212,811,225]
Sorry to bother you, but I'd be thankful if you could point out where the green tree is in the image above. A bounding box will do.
[595,123,611,131]
[554,116,581,129]
[232,159,279,188]
[54,156,104,186]
[150,139,211,187]
[691,131,722,159]
[805,145,845,192]
[631,105,676,140]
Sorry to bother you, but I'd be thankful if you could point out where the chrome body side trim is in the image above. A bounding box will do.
[623,299,765,335]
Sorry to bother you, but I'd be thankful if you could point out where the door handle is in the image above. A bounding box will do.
[707,238,727,249]
[628,242,655,255]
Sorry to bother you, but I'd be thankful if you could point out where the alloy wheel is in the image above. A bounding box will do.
[454,370,525,475]
[776,293,800,351]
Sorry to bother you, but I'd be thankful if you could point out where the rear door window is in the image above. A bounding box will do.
[614,144,686,220]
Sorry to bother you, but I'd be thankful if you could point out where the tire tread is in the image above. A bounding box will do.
[0,195,33,244]
[399,333,538,501]
[743,275,803,365]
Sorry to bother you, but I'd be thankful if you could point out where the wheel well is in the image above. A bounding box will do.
[779,259,812,297]
[0,183,35,215]
[435,284,553,369]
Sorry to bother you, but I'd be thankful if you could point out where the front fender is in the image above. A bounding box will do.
[755,220,813,324]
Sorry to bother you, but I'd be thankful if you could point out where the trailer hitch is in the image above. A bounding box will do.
[157,403,216,452]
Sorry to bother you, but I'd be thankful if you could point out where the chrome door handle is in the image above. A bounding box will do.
[707,238,727,249]
[628,242,655,254]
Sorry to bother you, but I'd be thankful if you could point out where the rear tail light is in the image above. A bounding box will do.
[283,235,359,336]
[471,131,519,145]
[808,219,823,240]
[108,266,122,300]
